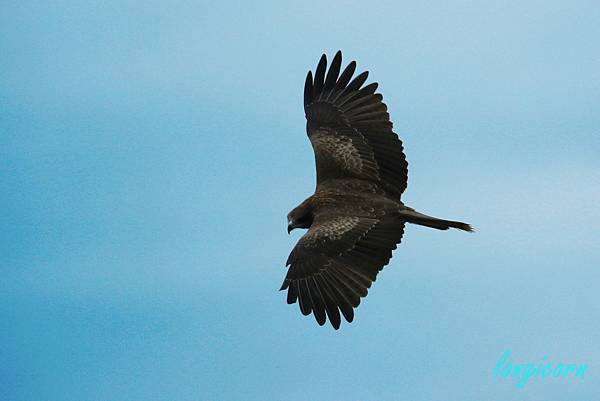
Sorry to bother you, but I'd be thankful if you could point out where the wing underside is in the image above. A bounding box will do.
[281,211,405,329]
[304,51,408,199]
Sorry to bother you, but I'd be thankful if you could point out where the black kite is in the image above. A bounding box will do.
[281,51,472,329]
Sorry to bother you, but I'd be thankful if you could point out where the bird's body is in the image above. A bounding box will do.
[281,51,472,329]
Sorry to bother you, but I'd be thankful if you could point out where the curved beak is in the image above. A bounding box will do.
[287,218,296,234]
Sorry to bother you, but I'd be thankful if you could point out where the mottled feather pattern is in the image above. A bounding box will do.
[303,216,362,245]
[311,130,379,179]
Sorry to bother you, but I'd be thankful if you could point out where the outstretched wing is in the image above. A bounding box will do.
[304,51,408,199]
[280,208,405,329]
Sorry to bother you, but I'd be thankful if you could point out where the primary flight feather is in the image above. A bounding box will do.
[281,51,472,329]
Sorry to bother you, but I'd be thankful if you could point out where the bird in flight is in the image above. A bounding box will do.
[281,51,472,329]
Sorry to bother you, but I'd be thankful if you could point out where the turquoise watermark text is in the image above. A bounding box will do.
[493,350,587,388]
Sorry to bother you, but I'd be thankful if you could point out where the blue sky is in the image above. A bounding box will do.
[1,1,599,400]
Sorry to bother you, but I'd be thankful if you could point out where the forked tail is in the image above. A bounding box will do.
[399,208,473,232]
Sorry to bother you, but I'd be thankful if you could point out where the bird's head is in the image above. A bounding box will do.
[287,203,313,234]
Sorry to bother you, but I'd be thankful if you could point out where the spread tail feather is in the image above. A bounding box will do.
[399,208,473,232]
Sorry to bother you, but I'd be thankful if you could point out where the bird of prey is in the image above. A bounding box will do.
[281,51,472,329]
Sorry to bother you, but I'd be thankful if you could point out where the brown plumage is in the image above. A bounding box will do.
[281,51,472,329]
